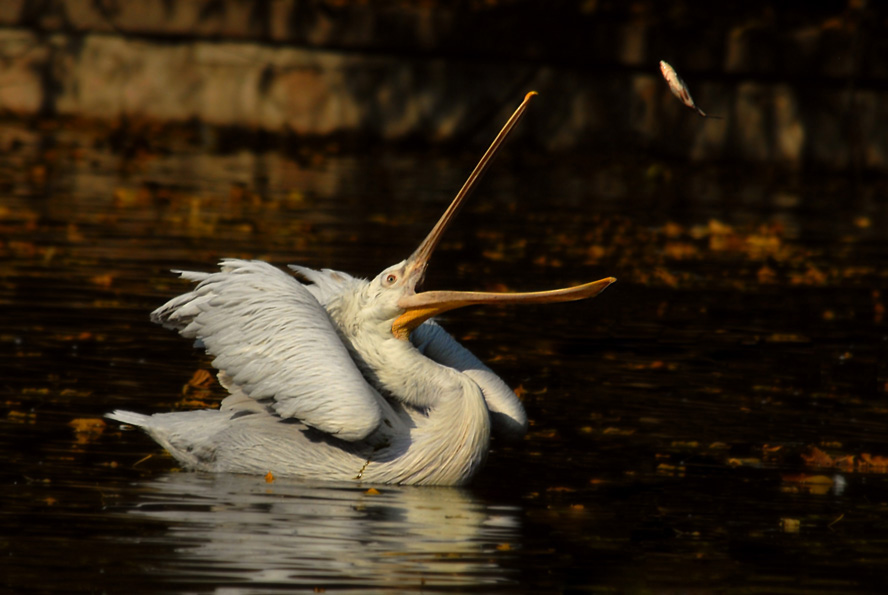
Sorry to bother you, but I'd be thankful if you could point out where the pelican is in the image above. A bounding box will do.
[108,93,615,486]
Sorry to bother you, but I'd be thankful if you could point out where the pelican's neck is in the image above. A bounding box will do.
[352,321,476,410]
[324,280,467,408]
[326,286,492,485]
[368,336,492,485]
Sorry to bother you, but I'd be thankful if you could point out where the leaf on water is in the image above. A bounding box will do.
[483,248,508,262]
[602,427,636,436]
[833,455,855,469]
[546,486,576,493]
[60,388,95,398]
[781,474,834,495]
[265,471,275,483]
[90,274,114,289]
[670,441,699,449]
[528,428,560,440]
[112,188,139,207]
[8,240,37,258]
[532,255,563,268]
[727,457,761,467]
[662,221,684,238]
[179,369,217,406]
[365,487,380,495]
[656,463,686,477]
[7,410,36,424]
[653,267,680,288]
[790,264,828,286]
[185,369,215,390]
[663,241,699,260]
[783,473,833,485]
[859,453,888,471]
[69,418,106,444]
[585,244,607,262]
[766,333,810,344]
[801,446,835,468]
[757,264,778,284]
[66,223,84,243]
[780,518,801,533]
[22,387,50,395]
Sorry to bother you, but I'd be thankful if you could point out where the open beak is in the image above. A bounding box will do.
[392,92,616,340]
[405,91,539,289]
[393,278,616,340]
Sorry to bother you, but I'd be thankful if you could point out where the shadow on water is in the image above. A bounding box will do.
[3,117,888,592]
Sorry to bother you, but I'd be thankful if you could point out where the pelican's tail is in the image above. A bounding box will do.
[106,408,236,471]
[106,409,151,427]
[105,406,372,480]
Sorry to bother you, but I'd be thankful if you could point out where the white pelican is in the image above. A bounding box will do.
[108,93,615,486]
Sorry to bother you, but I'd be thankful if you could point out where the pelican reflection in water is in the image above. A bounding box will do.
[109,93,615,486]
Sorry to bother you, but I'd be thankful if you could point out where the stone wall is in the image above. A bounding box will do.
[0,1,885,171]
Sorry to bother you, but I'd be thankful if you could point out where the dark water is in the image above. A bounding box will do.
[3,120,888,593]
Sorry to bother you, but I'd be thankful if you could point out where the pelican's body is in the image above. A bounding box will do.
[109,94,614,486]
[111,260,525,485]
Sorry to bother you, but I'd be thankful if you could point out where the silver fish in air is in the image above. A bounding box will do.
[659,60,720,119]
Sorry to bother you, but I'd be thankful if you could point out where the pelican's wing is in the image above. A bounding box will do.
[151,259,382,441]
[411,321,528,441]
[288,265,355,306]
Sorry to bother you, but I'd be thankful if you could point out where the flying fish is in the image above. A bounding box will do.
[659,60,721,119]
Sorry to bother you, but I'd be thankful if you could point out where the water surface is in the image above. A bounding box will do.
[2,120,888,592]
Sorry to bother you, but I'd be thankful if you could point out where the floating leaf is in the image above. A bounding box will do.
[781,474,834,495]
[801,446,834,468]
[727,457,761,467]
[90,274,114,288]
[859,453,888,471]
[69,417,106,444]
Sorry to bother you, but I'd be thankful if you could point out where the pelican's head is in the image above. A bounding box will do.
[369,92,615,341]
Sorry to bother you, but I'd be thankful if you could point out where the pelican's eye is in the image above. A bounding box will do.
[383,273,398,287]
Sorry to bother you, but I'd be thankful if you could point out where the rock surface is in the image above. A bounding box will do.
[0,1,885,170]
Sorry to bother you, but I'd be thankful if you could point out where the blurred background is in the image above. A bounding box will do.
[1,0,886,170]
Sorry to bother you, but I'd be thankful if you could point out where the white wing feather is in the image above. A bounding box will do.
[151,259,383,441]
[290,264,528,439]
